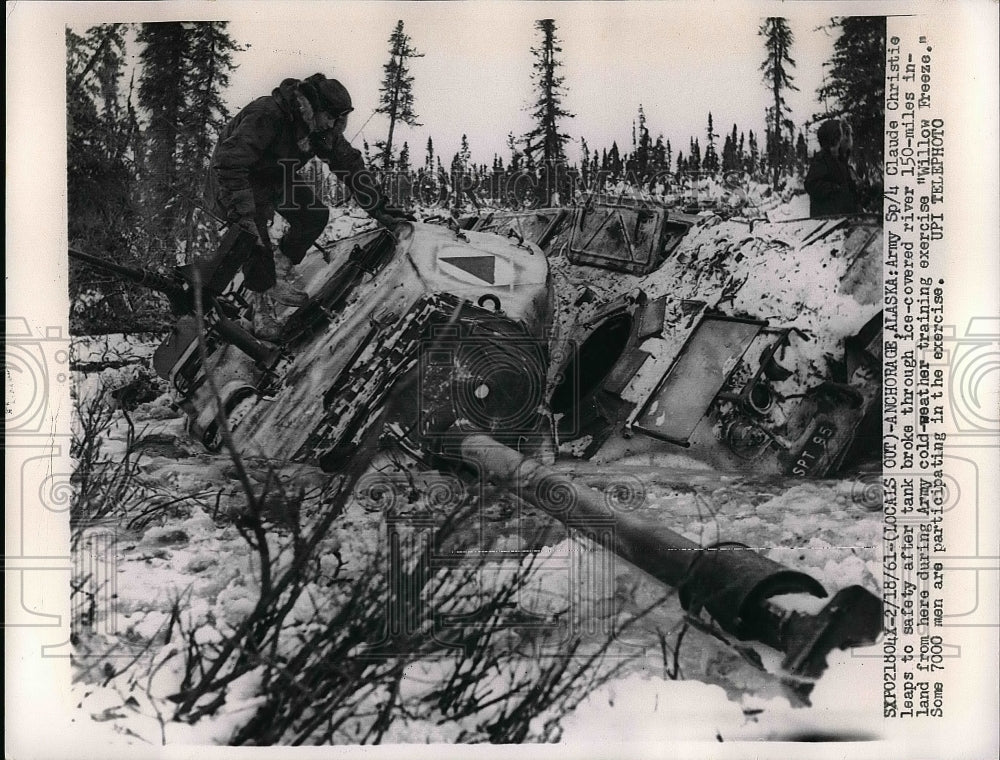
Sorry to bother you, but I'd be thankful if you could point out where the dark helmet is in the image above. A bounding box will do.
[816,119,845,150]
[299,73,354,117]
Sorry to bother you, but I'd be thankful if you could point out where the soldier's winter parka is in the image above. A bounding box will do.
[205,75,385,289]
[804,118,859,218]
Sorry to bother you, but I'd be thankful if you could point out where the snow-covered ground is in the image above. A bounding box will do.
[68,191,884,746]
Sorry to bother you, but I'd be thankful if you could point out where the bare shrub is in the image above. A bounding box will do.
[71,383,144,535]
[164,476,652,745]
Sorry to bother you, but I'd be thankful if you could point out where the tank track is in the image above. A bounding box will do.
[293,293,458,465]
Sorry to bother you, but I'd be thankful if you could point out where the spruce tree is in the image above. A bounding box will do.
[759,17,798,189]
[450,135,474,212]
[376,20,423,172]
[68,25,121,101]
[68,23,131,150]
[722,132,736,174]
[794,131,808,175]
[67,24,134,239]
[703,112,719,174]
[459,134,472,169]
[689,137,702,172]
[137,22,240,259]
[137,22,190,257]
[607,142,622,181]
[507,132,523,172]
[634,104,652,179]
[394,141,412,206]
[178,22,241,254]
[747,130,760,175]
[652,135,666,176]
[397,141,411,174]
[524,19,574,203]
[815,16,886,200]
[624,149,637,179]
[450,152,464,213]
[722,124,739,174]
[67,24,145,332]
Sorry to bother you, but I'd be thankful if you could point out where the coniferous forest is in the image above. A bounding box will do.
[67,18,885,334]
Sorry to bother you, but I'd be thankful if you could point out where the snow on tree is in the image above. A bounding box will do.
[758,17,798,189]
[375,20,423,173]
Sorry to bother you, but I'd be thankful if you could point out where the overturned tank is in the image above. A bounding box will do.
[70,206,882,682]
[458,201,883,478]
[156,221,552,469]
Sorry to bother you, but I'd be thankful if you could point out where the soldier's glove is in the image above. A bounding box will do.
[234,217,264,243]
[371,211,395,230]
[371,206,415,229]
[384,205,416,222]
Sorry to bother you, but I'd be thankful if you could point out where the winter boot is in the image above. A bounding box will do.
[270,252,309,307]
[250,291,285,342]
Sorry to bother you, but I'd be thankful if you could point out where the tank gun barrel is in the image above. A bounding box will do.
[456,433,882,678]
[70,246,279,370]
[69,247,192,310]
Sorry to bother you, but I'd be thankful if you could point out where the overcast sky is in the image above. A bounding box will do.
[122,3,850,166]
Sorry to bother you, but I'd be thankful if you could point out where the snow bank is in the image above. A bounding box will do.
[558,645,881,743]
[67,203,884,745]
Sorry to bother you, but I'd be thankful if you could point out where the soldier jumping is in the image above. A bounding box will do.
[202,73,407,339]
